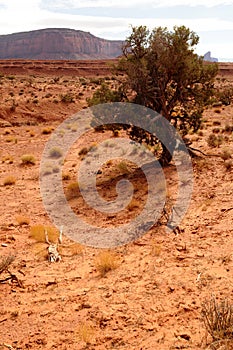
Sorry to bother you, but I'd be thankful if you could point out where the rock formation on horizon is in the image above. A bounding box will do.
[203,51,218,62]
[0,28,124,60]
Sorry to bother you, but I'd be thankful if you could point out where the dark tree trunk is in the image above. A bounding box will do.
[159,143,173,166]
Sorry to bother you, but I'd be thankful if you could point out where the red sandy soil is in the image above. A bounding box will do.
[0,61,232,350]
[0,59,117,78]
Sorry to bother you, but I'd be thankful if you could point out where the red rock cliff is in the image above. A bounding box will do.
[0,28,124,59]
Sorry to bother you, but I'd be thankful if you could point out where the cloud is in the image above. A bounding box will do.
[151,0,233,7]
[42,0,233,9]
[0,0,232,58]
[0,0,233,36]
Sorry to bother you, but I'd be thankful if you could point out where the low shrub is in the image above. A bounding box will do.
[207,134,223,148]
[66,182,79,200]
[95,250,119,276]
[221,149,232,161]
[16,215,30,226]
[60,93,74,103]
[224,160,232,171]
[202,296,233,343]
[49,147,63,159]
[3,176,16,186]
[42,127,53,135]
[30,225,59,243]
[21,154,36,165]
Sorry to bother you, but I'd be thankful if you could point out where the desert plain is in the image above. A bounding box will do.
[0,60,233,350]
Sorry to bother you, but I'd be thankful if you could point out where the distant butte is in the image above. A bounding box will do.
[0,28,124,60]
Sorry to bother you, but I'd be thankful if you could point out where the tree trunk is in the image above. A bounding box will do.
[159,143,173,166]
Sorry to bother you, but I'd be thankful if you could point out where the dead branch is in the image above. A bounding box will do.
[217,207,233,220]
[188,146,222,157]
[0,318,8,323]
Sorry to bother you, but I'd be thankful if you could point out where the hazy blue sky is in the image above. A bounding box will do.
[0,0,233,60]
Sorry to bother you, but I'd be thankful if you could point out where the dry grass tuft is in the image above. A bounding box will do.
[60,243,84,257]
[16,215,30,226]
[202,296,233,346]
[0,255,15,275]
[76,322,95,344]
[95,250,119,276]
[127,198,141,211]
[30,224,59,243]
[3,175,16,186]
[21,154,36,165]
[62,172,71,181]
[78,146,89,157]
[42,127,53,135]
[66,182,80,200]
[117,160,130,174]
[151,240,162,257]
[49,147,63,159]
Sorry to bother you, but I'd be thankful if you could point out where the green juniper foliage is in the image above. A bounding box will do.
[88,25,218,164]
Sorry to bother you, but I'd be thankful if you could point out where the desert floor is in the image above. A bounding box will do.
[0,61,233,350]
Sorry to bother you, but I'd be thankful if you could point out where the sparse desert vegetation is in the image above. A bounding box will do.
[0,56,233,350]
[3,175,16,186]
[95,250,120,276]
[21,154,36,165]
[201,296,233,348]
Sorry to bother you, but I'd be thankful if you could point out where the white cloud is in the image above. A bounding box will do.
[1,1,233,35]
[151,0,233,7]
[43,0,233,8]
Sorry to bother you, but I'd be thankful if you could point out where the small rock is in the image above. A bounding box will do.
[179,333,191,341]
[1,243,8,247]
[82,303,91,308]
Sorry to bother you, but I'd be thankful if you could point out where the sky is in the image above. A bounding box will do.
[0,0,233,61]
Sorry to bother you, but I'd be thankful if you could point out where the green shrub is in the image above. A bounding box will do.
[60,93,74,103]
[87,83,122,106]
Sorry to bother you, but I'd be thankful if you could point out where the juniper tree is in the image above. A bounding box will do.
[88,25,218,164]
